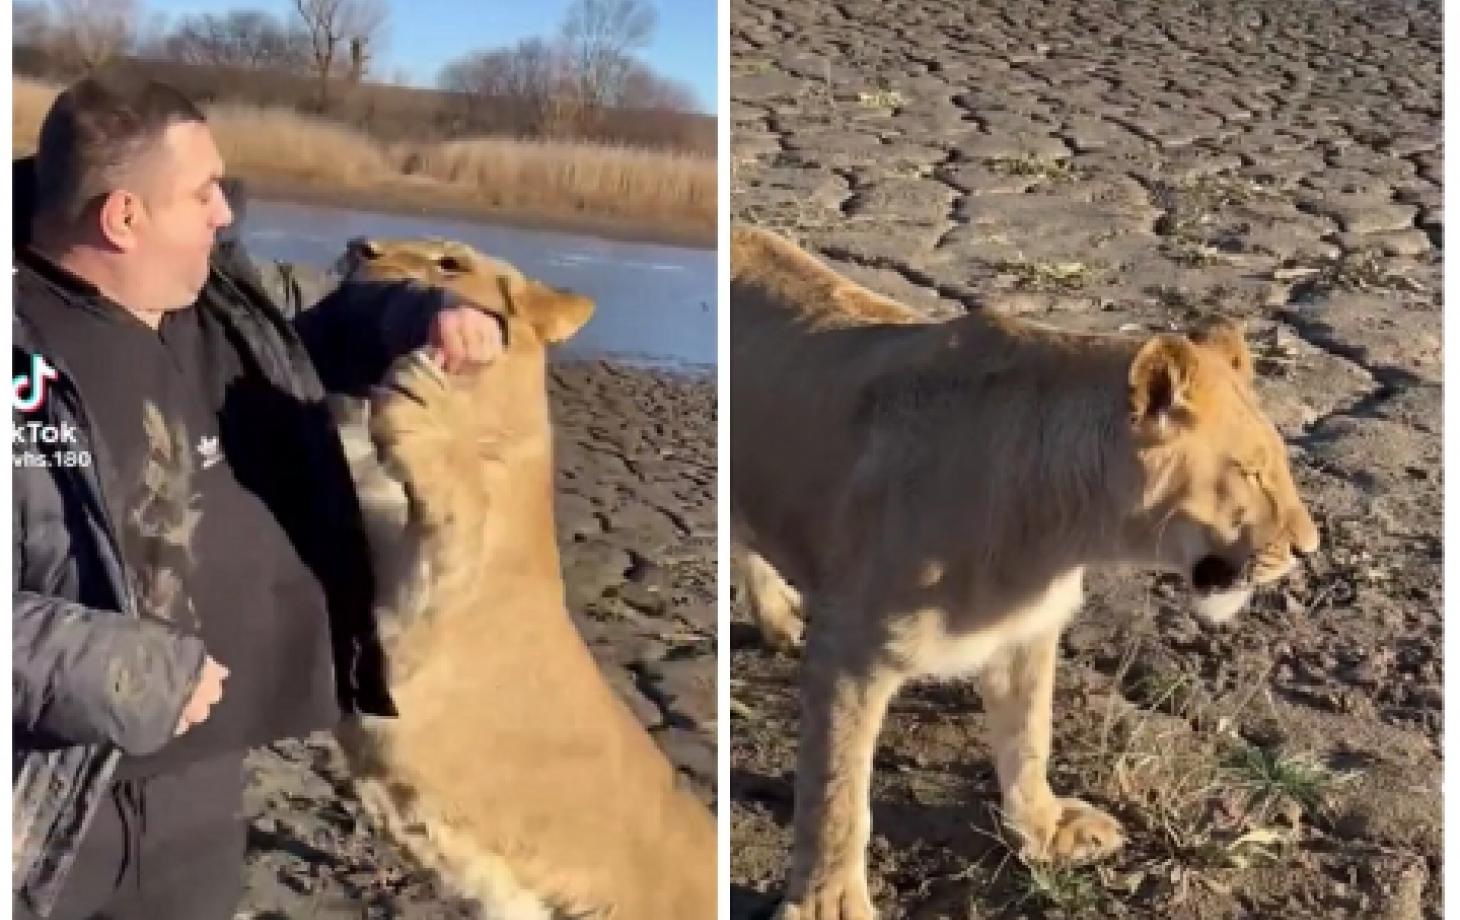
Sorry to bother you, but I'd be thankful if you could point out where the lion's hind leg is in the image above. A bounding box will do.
[351,773,558,920]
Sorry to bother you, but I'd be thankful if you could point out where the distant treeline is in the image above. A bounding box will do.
[14,45,715,155]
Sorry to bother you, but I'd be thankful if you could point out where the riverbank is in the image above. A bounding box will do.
[247,176,715,250]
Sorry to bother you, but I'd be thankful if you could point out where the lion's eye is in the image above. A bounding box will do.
[437,255,468,273]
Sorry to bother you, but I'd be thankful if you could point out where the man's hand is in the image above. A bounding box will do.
[429,305,505,373]
[176,656,228,736]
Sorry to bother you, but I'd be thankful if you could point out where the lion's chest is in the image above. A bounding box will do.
[909,568,1085,679]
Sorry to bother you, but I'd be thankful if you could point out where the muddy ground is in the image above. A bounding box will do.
[236,362,717,918]
[729,0,1441,917]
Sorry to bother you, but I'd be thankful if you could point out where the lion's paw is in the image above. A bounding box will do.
[759,617,805,654]
[369,351,455,495]
[751,583,804,653]
[743,552,805,653]
[773,873,876,920]
[371,351,449,431]
[1013,797,1125,865]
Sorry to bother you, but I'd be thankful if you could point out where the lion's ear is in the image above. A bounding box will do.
[500,277,595,344]
[1129,334,1199,442]
[346,237,381,262]
[1190,317,1253,381]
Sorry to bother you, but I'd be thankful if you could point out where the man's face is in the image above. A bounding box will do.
[127,120,234,311]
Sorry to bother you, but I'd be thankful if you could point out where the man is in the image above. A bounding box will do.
[12,73,502,919]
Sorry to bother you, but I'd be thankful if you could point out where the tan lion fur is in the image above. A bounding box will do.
[730,225,1319,920]
[332,237,717,919]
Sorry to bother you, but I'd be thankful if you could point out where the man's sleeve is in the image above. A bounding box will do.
[291,280,449,394]
[13,590,205,755]
[206,200,449,394]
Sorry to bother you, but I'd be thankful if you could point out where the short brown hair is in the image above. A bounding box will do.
[34,72,206,225]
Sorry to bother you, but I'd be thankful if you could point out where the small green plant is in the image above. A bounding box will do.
[856,88,905,109]
[1223,744,1350,819]
[995,258,1103,292]
[986,154,1079,181]
[1284,249,1426,298]
[1011,863,1107,913]
[1126,669,1197,715]
[730,58,773,76]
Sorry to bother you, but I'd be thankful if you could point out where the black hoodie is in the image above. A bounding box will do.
[18,245,342,778]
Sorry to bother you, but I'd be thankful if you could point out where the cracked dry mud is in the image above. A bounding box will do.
[236,363,716,918]
[731,0,1440,917]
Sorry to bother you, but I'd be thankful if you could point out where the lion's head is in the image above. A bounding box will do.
[1126,318,1320,624]
[338,236,595,352]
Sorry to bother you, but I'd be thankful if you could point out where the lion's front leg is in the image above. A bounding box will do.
[735,542,805,652]
[776,622,902,920]
[977,630,1125,865]
[368,351,482,526]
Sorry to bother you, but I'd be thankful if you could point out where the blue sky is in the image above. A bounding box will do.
[144,0,720,113]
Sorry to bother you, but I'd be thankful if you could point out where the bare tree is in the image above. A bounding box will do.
[439,38,570,132]
[560,0,657,112]
[440,43,543,99]
[619,61,698,112]
[161,10,311,70]
[439,28,694,137]
[292,0,388,106]
[14,1,52,49]
[439,50,511,97]
[51,0,140,71]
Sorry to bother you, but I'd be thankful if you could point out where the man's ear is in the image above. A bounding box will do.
[501,276,595,344]
[97,189,140,252]
[1190,317,1253,381]
[1129,334,1200,442]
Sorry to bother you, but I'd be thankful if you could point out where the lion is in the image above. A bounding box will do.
[729,225,1321,920]
[330,238,718,919]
